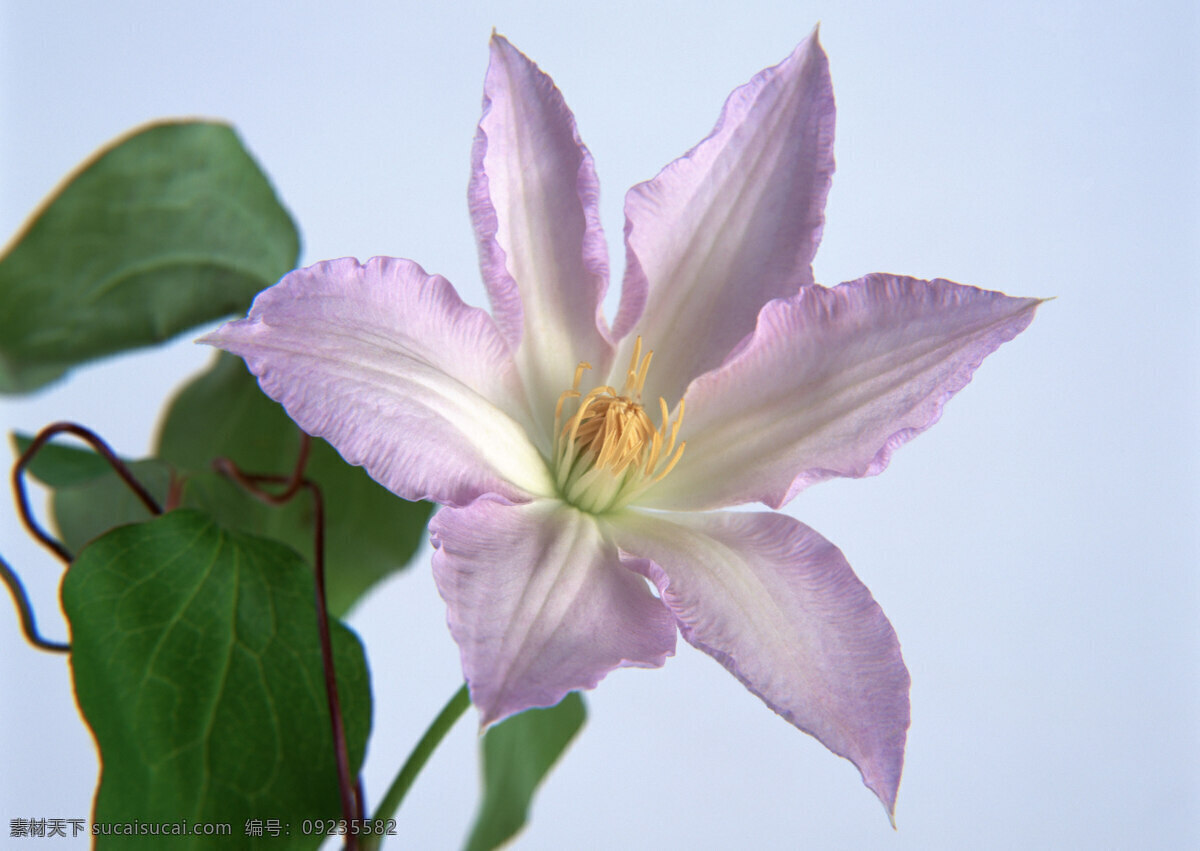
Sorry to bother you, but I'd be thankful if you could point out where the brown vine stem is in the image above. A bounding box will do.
[6,421,163,656]
[213,433,362,850]
[12,421,162,564]
[0,553,70,653]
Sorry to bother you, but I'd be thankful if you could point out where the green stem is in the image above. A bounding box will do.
[363,683,471,850]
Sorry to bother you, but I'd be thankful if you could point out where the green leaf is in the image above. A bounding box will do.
[464,694,587,851]
[52,458,172,553]
[10,431,170,554]
[158,352,433,614]
[12,431,114,487]
[0,121,299,394]
[63,510,371,849]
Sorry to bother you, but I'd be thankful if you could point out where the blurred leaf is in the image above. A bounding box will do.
[158,352,432,614]
[63,510,371,849]
[464,693,587,851]
[0,121,299,394]
[53,459,171,553]
[12,431,114,487]
[157,352,300,473]
[11,430,169,553]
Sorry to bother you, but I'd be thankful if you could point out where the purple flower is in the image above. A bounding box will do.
[204,29,1039,819]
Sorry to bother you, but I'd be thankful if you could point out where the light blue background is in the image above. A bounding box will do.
[2,1,1196,848]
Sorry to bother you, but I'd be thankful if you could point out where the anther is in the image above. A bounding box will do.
[552,337,687,513]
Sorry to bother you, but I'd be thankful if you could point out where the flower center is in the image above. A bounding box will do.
[552,337,686,514]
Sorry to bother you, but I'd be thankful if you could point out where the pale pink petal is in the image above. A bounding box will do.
[470,34,614,446]
[644,275,1042,511]
[609,508,909,819]
[201,257,553,507]
[612,28,835,405]
[431,498,676,727]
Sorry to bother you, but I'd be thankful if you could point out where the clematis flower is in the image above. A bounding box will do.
[204,28,1040,820]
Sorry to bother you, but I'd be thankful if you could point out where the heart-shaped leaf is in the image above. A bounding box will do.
[63,509,371,849]
[0,121,299,393]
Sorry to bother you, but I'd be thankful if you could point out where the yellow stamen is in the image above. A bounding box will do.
[553,361,592,449]
[650,440,686,484]
[553,390,579,439]
[644,430,663,476]
[552,337,686,513]
[633,349,653,397]
[626,337,642,383]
